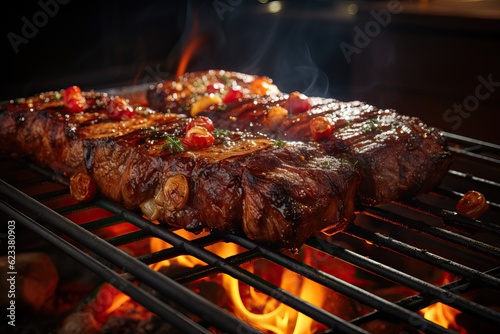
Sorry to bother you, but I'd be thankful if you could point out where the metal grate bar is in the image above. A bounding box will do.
[395,199,500,236]
[95,199,370,334]
[1,131,498,333]
[447,169,500,189]
[79,215,127,231]
[362,206,500,259]
[435,188,500,210]
[164,249,263,285]
[351,266,500,326]
[0,200,212,334]
[55,202,100,215]
[443,132,500,156]
[446,146,500,164]
[106,229,151,247]
[345,224,500,288]
[224,234,455,334]
[0,179,262,334]
[306,237,500,325]
[440,209,500,235]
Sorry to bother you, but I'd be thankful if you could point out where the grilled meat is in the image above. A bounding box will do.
[147,70,453,205]
[0,89,359,248]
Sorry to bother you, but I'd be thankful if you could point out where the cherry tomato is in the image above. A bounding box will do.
[250,77,278,96]
[310,116,334,140]
[284,91,311,115]
[182,126,215,149]
[107,97,136,121]
[63,85,86,112]
[456,190,489,219]
[206,82,225,94]
[223,87,243,103]
[186,116,215,132]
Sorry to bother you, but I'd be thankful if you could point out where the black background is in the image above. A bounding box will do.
[1,0,499,143]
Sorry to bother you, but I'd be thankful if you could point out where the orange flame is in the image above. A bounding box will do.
[176,35,207,77]
[420,272,465,333]
[95,230,343,333]
[149,230,329,333]
[175,5,208,77]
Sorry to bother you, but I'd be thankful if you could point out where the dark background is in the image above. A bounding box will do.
[1,0,499,144]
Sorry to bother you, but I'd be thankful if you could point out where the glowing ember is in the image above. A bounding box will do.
[93,230,420,333]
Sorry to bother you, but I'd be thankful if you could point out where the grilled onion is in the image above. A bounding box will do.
[140,198,160,220]
[163,174,189,211]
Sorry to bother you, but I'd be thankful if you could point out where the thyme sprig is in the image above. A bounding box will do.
[213,128,231,138]
[163,136,185,153]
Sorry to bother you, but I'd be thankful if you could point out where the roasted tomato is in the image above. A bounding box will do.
[107,97,136,121]
[206,82,225,94]
[186,116,215,132]
[310,116,334,140]
[285,91,311,115]
[70,173,96,202]
[182,126,215,149]
[223,87,243,103]
[63,85,86,112]
[250,77,279,96]
[456,190,489,219]
[264,106,288,131]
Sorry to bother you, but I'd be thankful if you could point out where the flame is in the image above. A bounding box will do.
[175,6,208,77]
[149,231,329,333]
[176,35,207,77]
[217,247,330,334]
[221,267,327,334]
[149,229,210,271]
[96,230,335,333]
[421,302,463,332]
[420,272,465,333]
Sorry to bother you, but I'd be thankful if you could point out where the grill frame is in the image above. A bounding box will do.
[1,132,499,334]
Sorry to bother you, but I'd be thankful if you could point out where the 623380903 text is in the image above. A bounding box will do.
[6,220,17,327]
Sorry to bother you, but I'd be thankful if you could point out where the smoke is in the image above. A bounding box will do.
[166,1,334,97]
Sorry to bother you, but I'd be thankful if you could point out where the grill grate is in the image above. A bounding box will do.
[1,132,499,334]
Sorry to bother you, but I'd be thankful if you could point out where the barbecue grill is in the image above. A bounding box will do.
[2,1,500,332]
[1,92,499,334]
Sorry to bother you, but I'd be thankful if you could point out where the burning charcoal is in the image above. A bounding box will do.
[0,252,58,312]
[58,311,100,334]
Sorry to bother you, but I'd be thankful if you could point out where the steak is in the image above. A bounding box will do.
[0,89,359,248]
[147,70,453,205]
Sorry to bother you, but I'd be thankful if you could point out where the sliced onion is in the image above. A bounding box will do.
[163,174,189,211]
[140,198,160,221]
[154,187,165,205]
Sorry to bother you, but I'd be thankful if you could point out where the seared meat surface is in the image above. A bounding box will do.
[147,70,453,205]
[0,89,359,248]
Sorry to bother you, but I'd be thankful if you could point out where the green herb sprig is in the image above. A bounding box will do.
[273,139,286,148]
[163,136,185,153]
[213,128,230,138]
[362,118,380,133]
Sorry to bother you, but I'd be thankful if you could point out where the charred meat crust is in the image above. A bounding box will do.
[1,89,359,248]
[147,70,453,205]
